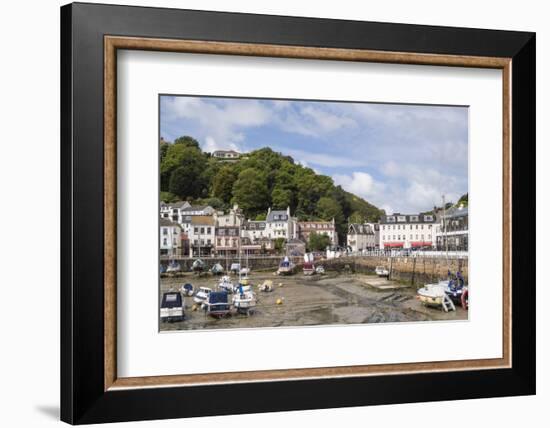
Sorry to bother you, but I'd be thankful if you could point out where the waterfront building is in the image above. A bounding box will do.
[214,225,240,256]
[188,216,216,257]
[297,219,338,246]
[435,206,468,251]
[379,213,436,250]
[265,207,297,240]
[242,220,268,242]
[160,218,182,257]
[215,204,243,227]
[346,223,377,252]
[160,200,190,222]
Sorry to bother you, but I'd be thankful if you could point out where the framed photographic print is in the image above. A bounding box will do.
[61,2,535,424]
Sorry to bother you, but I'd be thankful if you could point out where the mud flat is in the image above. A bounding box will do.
[159,272,468,331]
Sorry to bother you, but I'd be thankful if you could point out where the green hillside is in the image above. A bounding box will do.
[160,136,385,242]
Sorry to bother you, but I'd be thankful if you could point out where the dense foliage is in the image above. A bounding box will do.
[160,136,384,242]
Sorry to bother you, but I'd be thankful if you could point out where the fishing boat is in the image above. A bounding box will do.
[417,282,456,312]
[303,262,315,275]
[375,266,389,278]
[211,263,224,276]
[193,286,212,304]
[232,284,257,315]
[166,260,181,273]
[444,271,468,307]
[160,291,184,322]
[204,291,231,318]
[230,263,241,275]
[315,265,325,275]
[192,258,205,274]
[180,283,194,297]
[217,275,235,293]
[277,256,295,275]
[160,264,167,274]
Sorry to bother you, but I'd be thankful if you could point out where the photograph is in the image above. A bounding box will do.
[158,95,470,331]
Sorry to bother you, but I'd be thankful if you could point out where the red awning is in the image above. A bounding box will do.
[384,242,404,248]
[410,242,433,247]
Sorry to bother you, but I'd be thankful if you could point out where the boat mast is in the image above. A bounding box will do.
[442,194,449,269]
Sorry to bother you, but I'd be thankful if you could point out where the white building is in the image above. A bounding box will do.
[346,223,377,252]
[188,216,216,257]
[160,218,182,256]
[265,207,297,240]
[379,213,436,250]
[160,200,190,222]
[435,206,468,251]
[215,204,243,227]
[242,220,268,242]
[212,150,241,160]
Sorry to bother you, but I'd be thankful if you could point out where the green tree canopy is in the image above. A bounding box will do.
[307,232,331,252]
[231,168,269,217]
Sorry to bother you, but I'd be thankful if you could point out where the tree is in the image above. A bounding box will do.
[271,186,293,209]
[349,211,365,224]
[274,237,286,253]
[160,143,207,191]
[167,149,208,199]
[212,166,238,203]
[160,191,178,203]
[231,168,269,217]
[307,232,331,252]
[174,135,200,149]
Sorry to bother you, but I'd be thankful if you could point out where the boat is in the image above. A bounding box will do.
[277,257,295,275]
[417,281,456,312]
[303,262,315,275]
[230,263,241,275]
[211,263,224,275]
[193,286,212,304]
[444,271,468,306]
[204,291,231,318]
[258,280,273,292]
[160,264,167,274]
[160,291,184,322]
[218,275,235,293]
[240,267,250,275]
[239,275,251,286]
[375,266,389,278]
[315,265,325,275]
[232,284,257,315]
[192,258,205,274]
[166,260,181,273]
[180,283,194,297]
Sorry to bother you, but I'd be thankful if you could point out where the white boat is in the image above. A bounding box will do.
[277,256,295,275]
[193,286,212,304]
[180,283,194,297]
[417,281,456,312]
[375,266,389,277]
[233,285,257,314]
[240,267,250,275]
[166,261,181,273]
[160,292,184,322]
[315,265,325,275]
[218,275,235,293]
[258,280,273,292]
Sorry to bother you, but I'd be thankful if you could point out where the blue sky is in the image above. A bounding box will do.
[160,95,468,214]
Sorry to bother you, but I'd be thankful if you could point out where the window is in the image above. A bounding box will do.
[397,215,406,222]
[162,238,167,246]
[207,227,211,234]
[410,215,419,222]
[207,239,211,245]
[194,227,198,233]
[162,228,167,235]
[200,227,205,234]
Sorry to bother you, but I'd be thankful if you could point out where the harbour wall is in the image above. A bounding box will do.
[161,255,468,287]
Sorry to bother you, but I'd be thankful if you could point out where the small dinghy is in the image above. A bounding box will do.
[258,280,273,292]
[218,275,235,293]
[315,265,325,275]
[230,263,241,275]
[417,281,456,312]
[204,291,231,318]
[193,286,212,304]
[233,284,257,315]
[166,260,181,273]
[375,266,389,278]
[180,283,194,297]
[160,264,167,274]
[160,291,184,322]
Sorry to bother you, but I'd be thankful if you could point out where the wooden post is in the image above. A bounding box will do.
[411,257,417,287]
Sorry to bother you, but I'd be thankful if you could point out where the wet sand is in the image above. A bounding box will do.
[160,271,468,331]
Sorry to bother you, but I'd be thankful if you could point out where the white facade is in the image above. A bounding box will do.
[160,219,182,256]
[188,216,216,256]
[265,207,297,240]
[347,223,376,252]
[379,213,436,250]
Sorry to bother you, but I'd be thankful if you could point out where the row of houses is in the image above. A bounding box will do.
[160,201,338,257]
[346,206,468,252]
